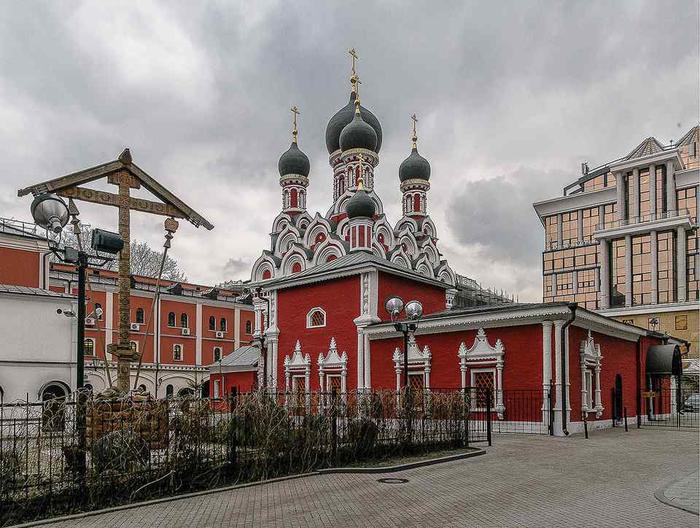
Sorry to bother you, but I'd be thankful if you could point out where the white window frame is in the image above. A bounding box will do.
[470,367,496,412]
[173,344,183,362]
[584,370,593,410]
[408,371,426,388]
[306,307,327,329]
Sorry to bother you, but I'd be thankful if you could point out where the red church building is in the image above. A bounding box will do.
[209,60,685,436]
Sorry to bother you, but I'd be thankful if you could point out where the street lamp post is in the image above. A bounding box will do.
[29,193,123,390]
[384,297,423,389]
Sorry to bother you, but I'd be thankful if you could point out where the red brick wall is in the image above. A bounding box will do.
[369,324,544,392]
[0,247,40,287]
[210,371,257,396]
[276,276,360,390]
[377,272,446,321]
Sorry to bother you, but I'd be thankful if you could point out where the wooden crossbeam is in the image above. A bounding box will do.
[57,186,186,219]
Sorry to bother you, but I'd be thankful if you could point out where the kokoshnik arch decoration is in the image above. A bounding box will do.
[251,49,457,287]
[18,149,213,392]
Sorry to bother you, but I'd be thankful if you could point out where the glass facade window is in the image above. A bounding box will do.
[679,139,699,170]
[631,234,652,305]
[655,166,667,214]
[575,269,598,310]
[624,173,632,220]
[657,231,676,304]
[639,170,651,219]
[544,215,559,249]
[556,272,574,294]
[603,203,617,228]
[582,207,599,241]
[561,212,578,246]
[607,173,616,187]
[543,275,554,303]
[677,187,697,223]
[583,175,605,192]
[610,239,626,307]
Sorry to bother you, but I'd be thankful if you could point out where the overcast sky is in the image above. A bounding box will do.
[1,1,697,300]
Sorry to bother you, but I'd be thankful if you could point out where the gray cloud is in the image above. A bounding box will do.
[0,0,697,300]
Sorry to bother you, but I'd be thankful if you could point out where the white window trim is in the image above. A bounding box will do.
[173,343,183,362]
[306,307,327,329]
[470,367,496,412]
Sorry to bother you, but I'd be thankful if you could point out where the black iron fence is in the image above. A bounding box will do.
[0,387,492,525]
[638,383,700,429]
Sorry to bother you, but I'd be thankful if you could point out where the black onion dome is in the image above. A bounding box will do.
[339,108,378,152]
[399,147,431,182]
[346,187,376,218]
[278,141,310,177]
[325,92,382,154]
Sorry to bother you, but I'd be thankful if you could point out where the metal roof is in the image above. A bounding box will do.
[260,251,450,290]
[209,345,259,371]
[0,284,73,299]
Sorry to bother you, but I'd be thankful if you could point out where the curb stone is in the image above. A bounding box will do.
[11,449,486,527]
[654,470,699,516]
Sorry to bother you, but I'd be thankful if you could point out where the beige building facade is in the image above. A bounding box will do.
[534,126,699,357]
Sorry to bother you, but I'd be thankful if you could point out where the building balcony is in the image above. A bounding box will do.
[594,209,692,239]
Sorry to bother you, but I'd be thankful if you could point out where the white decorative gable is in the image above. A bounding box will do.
[458,328,505,363]
[318,337,348,368]
[579,330,603,417]
[392,335,432,367]
[285,340,311,370]
[457,328,505,418]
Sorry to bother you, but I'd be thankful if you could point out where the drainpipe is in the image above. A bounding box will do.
[560,303,577,436]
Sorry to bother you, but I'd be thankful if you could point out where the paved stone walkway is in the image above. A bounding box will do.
[40,428,698,528]
[656,469,699,515]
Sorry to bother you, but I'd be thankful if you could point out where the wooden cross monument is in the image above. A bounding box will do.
[18,148,213,393]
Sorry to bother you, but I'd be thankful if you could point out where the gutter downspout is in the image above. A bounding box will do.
[560,303,577,436]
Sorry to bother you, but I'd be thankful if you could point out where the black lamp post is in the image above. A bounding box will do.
[385,296,423,389]
[29,194,122,389]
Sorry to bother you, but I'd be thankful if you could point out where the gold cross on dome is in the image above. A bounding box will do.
[291,106,300,141]
[411,113,418,147]
[349,48,358,76]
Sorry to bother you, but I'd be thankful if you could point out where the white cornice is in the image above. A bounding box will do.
[676,168,699,189]
[607,149,683,172]
[593,214,692,240]
[598,302,699,317]
[533,187,616,219]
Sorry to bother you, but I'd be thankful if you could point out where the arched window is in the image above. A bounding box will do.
[180,313,188,328]
[220,318,227,332]
[291,262,302,274]
[262,269,272,280]
[306,308,326,328]
[173,344,183,361]
[245,320,252,334]
[213,347,222,362]
[135,307,145,324]
[413,194,421,213]
[166,384,174,398]
[137,384,147,392]
[84,338,95,356]
[94,303,103,320]
[167,312,176,327]
[290,188,298,208]
[326,254,337,262]
[209,316,216,331]
[130,341,138,353]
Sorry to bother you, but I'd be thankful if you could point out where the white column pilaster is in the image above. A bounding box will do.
[649,164,656,216]
[599,240,610,309]
[363,333,371,389]
[616,172,626,220]
[650,230,658,304]
[625,235,633,306]
[666,161,676,212]
[195,303,202,367]
[356,328,365,389]
[677,226,687,302]
[234,308,241,349]
[553,320,564,436]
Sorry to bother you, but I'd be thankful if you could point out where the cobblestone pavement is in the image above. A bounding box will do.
[656,469,699,514]
[41,428,698,528]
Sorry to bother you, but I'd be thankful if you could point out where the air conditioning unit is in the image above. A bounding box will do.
[130,323,140,331]
[85,317,96,327]
[181,327,191,336]
[215,331,224,339]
